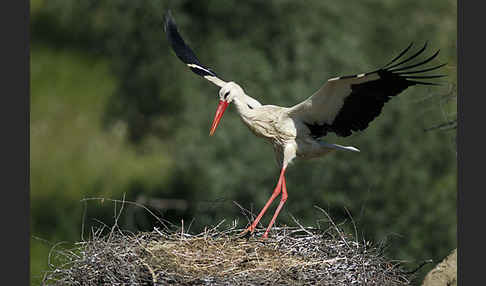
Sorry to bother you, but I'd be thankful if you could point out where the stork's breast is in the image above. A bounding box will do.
[240,115,271,139]
[241,107,296,142]
[275,121,296,141]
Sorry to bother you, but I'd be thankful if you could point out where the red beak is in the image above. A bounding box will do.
[209,100,229,136]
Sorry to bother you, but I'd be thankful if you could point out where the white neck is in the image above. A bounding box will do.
[232,92,262,117]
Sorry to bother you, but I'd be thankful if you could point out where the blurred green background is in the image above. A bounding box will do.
[30,0,456,285]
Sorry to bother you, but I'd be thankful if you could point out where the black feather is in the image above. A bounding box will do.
[394,63,447,75]
[385,42,428,70]
[382,42,414,68]
[389,49,441,72]
[403,74,446,79]
[164,11,219,78]
[305,43,446,138]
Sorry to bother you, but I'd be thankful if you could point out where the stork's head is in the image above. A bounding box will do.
[209,82,243,136]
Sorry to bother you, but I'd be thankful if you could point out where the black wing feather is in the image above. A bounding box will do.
[385,42,429,70]
[388,49,441,72]
[382,42,414,68]
[164,11,219,78]
[394,63,447,75]
[305,43,445,138]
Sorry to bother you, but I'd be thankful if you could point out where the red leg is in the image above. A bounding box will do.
[242,167,286,235]
[262,175,288,239]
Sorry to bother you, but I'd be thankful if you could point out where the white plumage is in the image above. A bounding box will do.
[164,12,445,238]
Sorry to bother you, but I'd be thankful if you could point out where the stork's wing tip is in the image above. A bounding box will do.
[163,10,174,32]
[163,11,225,86]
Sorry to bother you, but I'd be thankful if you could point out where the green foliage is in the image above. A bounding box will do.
[30,45,173,284]
[31,0,456,284]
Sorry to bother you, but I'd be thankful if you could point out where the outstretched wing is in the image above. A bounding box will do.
[164,12,227,87]
[289,42,446,138]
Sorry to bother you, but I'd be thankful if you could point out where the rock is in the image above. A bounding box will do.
[422,248,457,286]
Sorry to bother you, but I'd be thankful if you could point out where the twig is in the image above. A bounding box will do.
[290,214,314,236]
[80,197,171,230]
[314,205,351,249]
[343,206,359,248]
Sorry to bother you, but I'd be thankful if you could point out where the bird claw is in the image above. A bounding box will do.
[238,225,256,238]
[238,226,271,240]
[239,227,252,235]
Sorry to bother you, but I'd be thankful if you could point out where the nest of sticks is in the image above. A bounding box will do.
[41,217,418,286]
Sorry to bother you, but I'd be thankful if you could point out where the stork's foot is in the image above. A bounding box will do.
[239,225,270,239]
[239,225,256,237]
[238,225,272,240]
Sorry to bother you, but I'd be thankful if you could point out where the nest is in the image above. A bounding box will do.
[42,219,416,286]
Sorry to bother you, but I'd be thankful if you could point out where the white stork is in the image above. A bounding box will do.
[164,13,445,239]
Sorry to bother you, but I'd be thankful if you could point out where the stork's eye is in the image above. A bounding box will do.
[224,91,230,99]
